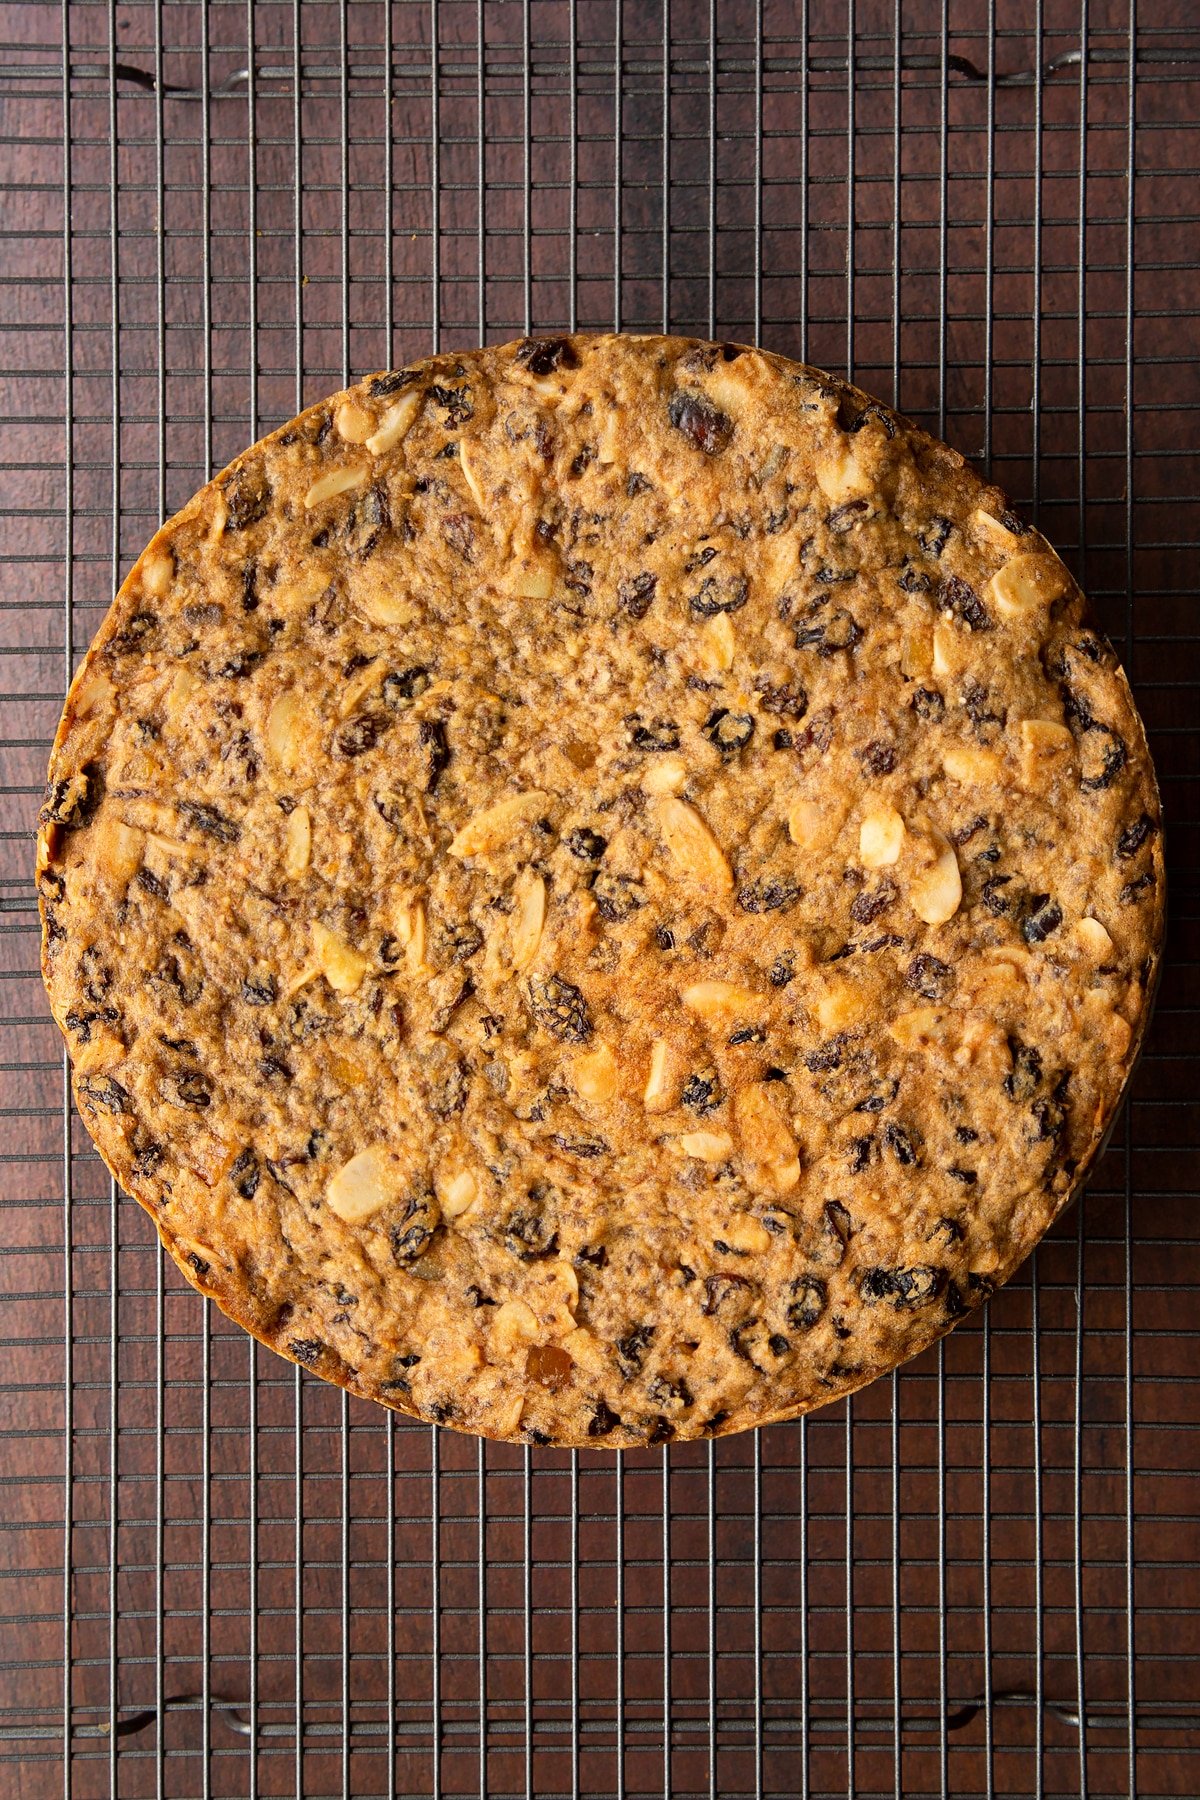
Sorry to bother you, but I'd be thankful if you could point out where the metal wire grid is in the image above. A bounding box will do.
[1,2,1198,1795]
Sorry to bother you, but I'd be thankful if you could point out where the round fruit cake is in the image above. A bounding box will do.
[38,334,1163,1446]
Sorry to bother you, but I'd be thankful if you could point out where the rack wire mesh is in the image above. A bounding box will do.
[1,2,1198,1795]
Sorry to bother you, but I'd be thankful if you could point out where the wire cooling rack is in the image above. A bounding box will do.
[1,3,1198,1796]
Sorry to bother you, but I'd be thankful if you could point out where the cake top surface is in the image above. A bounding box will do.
[38,334,1163,1445]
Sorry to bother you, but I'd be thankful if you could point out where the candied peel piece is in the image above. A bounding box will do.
[899,629,933,679]
[527,1343,574,1392]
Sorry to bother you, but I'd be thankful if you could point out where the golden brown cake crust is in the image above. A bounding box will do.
[37,335,1164,1446]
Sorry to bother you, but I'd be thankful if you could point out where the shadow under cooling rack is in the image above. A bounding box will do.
[4,38,1191,102]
